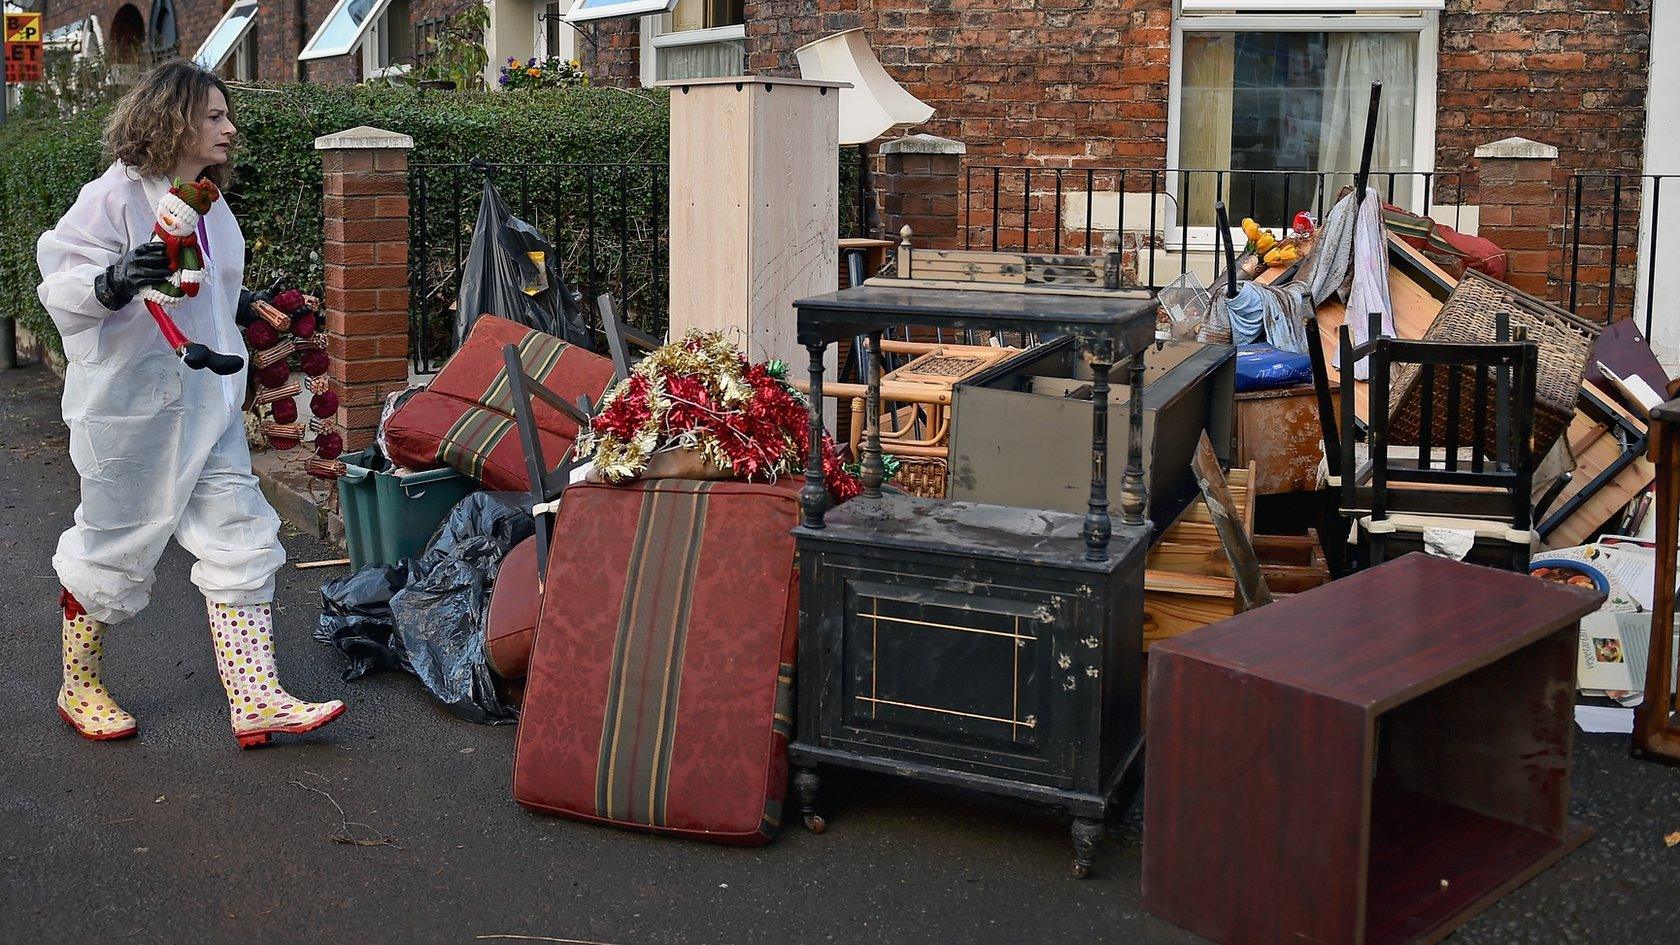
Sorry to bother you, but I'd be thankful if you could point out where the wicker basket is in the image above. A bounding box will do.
[893,456,948,499]
[1388,271,1600,459]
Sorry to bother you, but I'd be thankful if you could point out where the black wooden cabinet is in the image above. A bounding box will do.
[787,268,1157,877]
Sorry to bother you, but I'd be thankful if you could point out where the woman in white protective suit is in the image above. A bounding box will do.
[37,59,345,748]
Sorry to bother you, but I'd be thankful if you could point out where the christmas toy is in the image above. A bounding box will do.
[140,179,246,375]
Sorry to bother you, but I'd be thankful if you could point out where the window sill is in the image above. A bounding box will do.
[649,22,745,49]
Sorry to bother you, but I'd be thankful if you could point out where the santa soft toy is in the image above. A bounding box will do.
[137,179,245,375]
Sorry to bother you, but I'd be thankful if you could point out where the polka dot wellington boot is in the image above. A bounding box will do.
[56,589,138,741]
[208,601,345,749]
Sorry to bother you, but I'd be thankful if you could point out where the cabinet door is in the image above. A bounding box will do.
[823,563,1084,786]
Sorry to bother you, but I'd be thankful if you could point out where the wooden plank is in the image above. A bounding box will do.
[1148,541,1228,575]
[914,260,1028,285]
[1142,587,1238,651]
[1191,433,1274,610]
[864,275,1153,301]
[918,249,1028,266]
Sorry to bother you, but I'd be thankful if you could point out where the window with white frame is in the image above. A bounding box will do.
[193,0,259,80]
[1170,2,1439,229]
[361,0,412,79]
[299,0,407,75]
[640,0,744,85]
[537,0,576,61]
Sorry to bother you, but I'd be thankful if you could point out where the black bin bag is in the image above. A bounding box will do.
[455,174,591,349]
[317,491,535,724]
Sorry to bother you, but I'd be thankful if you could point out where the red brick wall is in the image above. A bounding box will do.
[44,0,469,85]
[582,18,641,86]
[1436,0,1652,315]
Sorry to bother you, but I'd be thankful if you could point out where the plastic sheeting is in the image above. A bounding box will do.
[455,175,591,349]
[316,491,534,724]
[1235,345,1315,392]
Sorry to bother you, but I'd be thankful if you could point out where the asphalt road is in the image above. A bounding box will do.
[3,361,1680,945]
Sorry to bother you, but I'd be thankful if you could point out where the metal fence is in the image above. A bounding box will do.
[1565,172,1673,336]
[408,160,669,374]
[962,165,1472,292]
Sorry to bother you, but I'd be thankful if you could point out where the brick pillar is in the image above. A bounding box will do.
[873,134,965,250]
[315,126,414,453]
[1473,136,1560,301]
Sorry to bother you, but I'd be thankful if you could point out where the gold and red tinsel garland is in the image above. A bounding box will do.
[574,329,862,503]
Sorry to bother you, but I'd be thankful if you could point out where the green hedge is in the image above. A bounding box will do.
[0,82,669,358]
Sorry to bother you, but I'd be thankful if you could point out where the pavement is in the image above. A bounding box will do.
[3,360,1680,945]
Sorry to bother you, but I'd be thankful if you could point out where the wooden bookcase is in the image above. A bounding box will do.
[1143,553,1600,945]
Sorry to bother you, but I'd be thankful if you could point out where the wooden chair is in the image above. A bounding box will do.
[1305,315,1361,577]
[502,344,594,594]
[1337,320,1539,573]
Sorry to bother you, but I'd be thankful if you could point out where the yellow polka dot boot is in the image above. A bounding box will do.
[56,589,138,741]
[209,601,345,749]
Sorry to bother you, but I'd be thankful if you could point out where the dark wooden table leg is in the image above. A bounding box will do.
[801,339,830,529]
[1120,346,1149,529]
[1084,340,1114,561]
[860,330,885,497]
[1636,419,1680,761]
[793,765,826,833]
[1071,816,1103,878]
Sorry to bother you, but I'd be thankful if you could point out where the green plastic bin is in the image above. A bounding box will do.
[337,449,480,571]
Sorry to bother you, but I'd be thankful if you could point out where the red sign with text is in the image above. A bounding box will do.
[5,13,44,84]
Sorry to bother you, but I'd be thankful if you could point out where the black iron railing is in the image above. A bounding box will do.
[1565,173,1676,336]
[962,165,1471,292]
[408,160,669,374]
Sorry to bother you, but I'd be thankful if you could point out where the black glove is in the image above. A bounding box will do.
[94,242,173,311]
[235,277,285,328]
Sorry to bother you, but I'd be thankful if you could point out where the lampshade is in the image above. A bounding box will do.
[795,28,934,146]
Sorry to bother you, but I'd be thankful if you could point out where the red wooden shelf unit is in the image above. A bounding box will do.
[1143,553,1602,945]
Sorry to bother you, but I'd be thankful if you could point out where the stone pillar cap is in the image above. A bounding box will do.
[879,133,966,156]
[1474,137,1558,160]
[314,126,415,151]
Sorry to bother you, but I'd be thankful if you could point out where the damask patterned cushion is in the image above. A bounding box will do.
[383,315,615,490]
[512,478,801,845]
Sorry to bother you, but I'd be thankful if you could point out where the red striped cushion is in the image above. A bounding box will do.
[513,478,801,845]
[383,315,615,489]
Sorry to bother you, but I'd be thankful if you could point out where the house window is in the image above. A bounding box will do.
[537,0,576,61]
[148,0,180,58]
[361,0,412,79]
[1170,5,1438,229]
[193,0,259,79]
[641,0,744,85]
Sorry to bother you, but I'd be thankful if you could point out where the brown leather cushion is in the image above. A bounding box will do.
[512,478,800,845]
[486,534,541,683]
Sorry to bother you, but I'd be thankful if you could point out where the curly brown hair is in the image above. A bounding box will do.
[103,59,235,188]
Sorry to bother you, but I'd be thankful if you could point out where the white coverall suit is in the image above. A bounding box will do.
[37,162,285,625]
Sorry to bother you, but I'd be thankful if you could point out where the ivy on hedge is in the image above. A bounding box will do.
[0,82,669,357]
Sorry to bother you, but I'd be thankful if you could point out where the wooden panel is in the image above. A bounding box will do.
[1541,407,1657,550]
[669,82,838,375]
[1235,385,1325,494]
[668,83,749,341]
[1363,786,1588,945]
[1306,259,1450,425]
[1152,554,1603,711]
[1379,629,1576,837]
[747,83,839,370]
[1144,657,1371,945]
